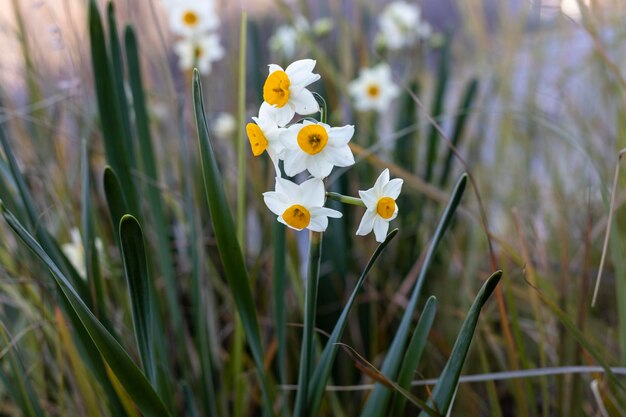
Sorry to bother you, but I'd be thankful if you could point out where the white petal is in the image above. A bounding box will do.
[281,124,301,150]
[275,177,301,200]
[327,125,355,146]
[308,215,328,232]
[266,147,282,173]
[268,64,284,74]
[324,145,355,168]
[358,189,378,209]
[312,206,342,218]
[373,169,390,195]
[283,151,308,177]
[373,218,390,242]
[263,103,295,127]
[383,178,403,199]
[263,192,289,216]
[356,210,376,236]
[291,88,320,115]
[306,155,333,178]
[285,59,316,76]
[299,177,325,207]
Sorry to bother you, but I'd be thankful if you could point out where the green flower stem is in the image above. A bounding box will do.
[293,231,323,417]
[325,192,366,207]
[234,12,247,417]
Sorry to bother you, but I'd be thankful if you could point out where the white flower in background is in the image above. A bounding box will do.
[312,18,333,36]
[281,120,355,178]
[269,15,309,59]
[377,1,431,50]
[246,106,285,170]
[174,33,224,74]
[260,59,321,127]
[61,228,103,279]
[213,112,236,139]
[356,169,403,242]
[169,0,219,37]
[348,63,400,112]
[263,177,342,232]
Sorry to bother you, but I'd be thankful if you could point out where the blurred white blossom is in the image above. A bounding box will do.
[348,63,400,112]
[213,112,236,139]
[376,2,431,50]
[173,33,224,74]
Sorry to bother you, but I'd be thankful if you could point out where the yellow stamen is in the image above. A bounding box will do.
[182,10,199,26]
[376,197,396,219]
[194,46,203,58]
[246,123,268,156]
[282,204,310,229]
[297,125,328,155]
[367,84,380,97]
[263,70,290,107]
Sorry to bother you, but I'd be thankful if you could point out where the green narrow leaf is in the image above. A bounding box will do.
[419,271,502,417]
[390,295,438,416]
[0,323,45,417]
[119,215,157,385]
[124,23,185,357]
[81,139,105,316]
[192,70,275,416]
[273,221,288,417]
[1,203,172,417]
[103,166,129,242]
[360,173,467,417]
[308,230,399,416]
[293,231,323,417]
[439,78,479,187]
[106,3,136,167]
[394,81,419,171]
[88,0,138,216]
[424,35,451,184]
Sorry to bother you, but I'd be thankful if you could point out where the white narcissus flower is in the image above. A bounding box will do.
[246,105,285,170]
[377,1,430,50]
[213,112,236,138]
[348,63,400,113]
[356,169,403,242]
[169,0,219,37]
[260,59,321,127]
[174,34,224,74]
[268,15,309,59]
[281,120,355,178]
[263,177,342,232]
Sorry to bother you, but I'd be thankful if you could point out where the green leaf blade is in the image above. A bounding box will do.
[192,70,274,416]
[119,215,157,385]
[419,271,502,417]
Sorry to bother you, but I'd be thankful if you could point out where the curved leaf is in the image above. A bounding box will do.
[192,70,274,416]
[419,270,502,417]
[1,203,172,417]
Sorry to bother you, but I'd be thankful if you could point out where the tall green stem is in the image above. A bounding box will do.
[293,231,323,417]
[234,11,248,417]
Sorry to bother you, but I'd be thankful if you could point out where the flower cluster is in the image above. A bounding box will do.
[247,59,403,241]
[375,1,432,50]
[162,0,224,75]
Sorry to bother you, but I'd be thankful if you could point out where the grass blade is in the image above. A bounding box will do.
[192,69,275,416]
[119,215,157,385]
[308,229,399,416]
[360,173,467,417]
[103,166,129,243]
[390,295,438,415]
[1,203,172,417]
[81,139,105,317]
[0,323,45,417]
[424,35,451,184]
[88,0,138,216]
[438,78,479,187]
[418,271,502,417]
